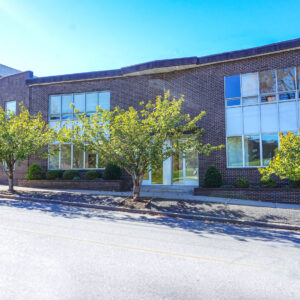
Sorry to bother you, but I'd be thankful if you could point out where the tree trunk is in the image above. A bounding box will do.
[8,168,14,193]
[132,179,142,201]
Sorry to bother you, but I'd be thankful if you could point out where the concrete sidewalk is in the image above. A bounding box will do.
[0,184,299,209]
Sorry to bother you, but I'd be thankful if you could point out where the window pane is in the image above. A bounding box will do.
[243,97,258,105]
[226,99,240,106]
[242,73,258,97]
[297,67,300,90]
[279,102,297,132]
[62,94,73,114]
[244,135,260,166]
[279,92,295,101]
[225,75,241,99]
[226,107,243,136]
[73,145,84,168]
[261,104,278,133]
[49,95,61,114]
[74,94,85,113]
[5,101,16,114]
[227,136,243,167]
[243,106,260,135]
[98,92,110,110]
[151,165,163,184]
[86,93,98,112]
[277,67,296,92]
[172,154,184,184]
[259,70,276,94]
[261,95,276,103]
[185,151,198,183]
[262,135,278,166]
[85,151,97,168]
[50,114,60,120]
[61,144,71,169]
[49,144,59,169]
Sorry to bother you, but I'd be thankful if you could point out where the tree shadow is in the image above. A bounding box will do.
[0,199,299,248]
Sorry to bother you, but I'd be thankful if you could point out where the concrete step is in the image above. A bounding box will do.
[141,185,196,194]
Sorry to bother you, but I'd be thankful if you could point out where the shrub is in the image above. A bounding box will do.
[220,185,235,188]
[73,176,81,180]
[260,177,277,188]
[85,170,100,180]
[103,163,122,180]
[62,170,80,180]
[46,170,63,180]
[289,179,300,188]
[235,178,250,188]
[203,166,222,188]
[25,164,44,180]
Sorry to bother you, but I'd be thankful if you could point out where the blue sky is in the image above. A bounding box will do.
[0,0,299,77]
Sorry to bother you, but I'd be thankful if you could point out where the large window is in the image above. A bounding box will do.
[5,101,16,114]
[225,66,300,168]
[48,91,110,169]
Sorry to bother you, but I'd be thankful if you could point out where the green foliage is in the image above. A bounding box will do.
[249,185,260,189]
[62,170,80,180]
[235,178,250,188]
[260,177,277,188]
[104,163,122,180]
[73,176,81,180]
[203,166,222,188]
[220,185,235,188]
[0,103,59,191]
[25,164,44,180]
[85,170,100,180]
[64,91,223,199]
[259,132,300,181]
[289,179,300,188]
[46,170,63,180]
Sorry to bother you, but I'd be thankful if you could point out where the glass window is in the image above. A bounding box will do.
[261,104,278,133]
[62,94,73,114]
[86,93,98,112]
[85,151,97,168]
[226,99,240,106]
[49,95,61,114]
[74,94,85,113]
[242,73,258,97]
[185,151,198,183]
[243,106,260,135]
[226,107,243,136]
[50,114,60,121]
[279,92,295,101]
[297,67,300,90]
[48,144,60,169]
[5,101,16,114]
[277,67,296,92]
[262,135,278,166]
[259,70,276,94]
[73,145,84,168]
[279,102,297,132]
[151,165,163,184]
[172,154,184,184]
[98,92,110,110]
[244,135,260,166]
[261,95,276,103]
[243,97,258,106]
[61,144,71,169]
[225,75,241,99]
[227,136,243,167]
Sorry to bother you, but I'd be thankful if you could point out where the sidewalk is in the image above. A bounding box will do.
[0,185,299,230]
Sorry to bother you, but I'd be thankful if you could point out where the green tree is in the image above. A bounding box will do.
[0,104,59,192]
[66,91,223,200]
[259,132,300,181]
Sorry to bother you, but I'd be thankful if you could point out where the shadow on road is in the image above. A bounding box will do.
[0,199,299,247]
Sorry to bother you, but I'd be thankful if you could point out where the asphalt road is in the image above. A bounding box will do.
[0,199,299,300]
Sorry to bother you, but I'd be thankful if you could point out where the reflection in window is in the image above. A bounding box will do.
[227,136,243,167]
[185,151,198,183]
[49,96,61,114]
[74,94,85,113]
[226,99,240,106]
[259,70,276,94]
[277,67,296,92]
[62,94,73,114]
[86,93,98,112]
[225,75,241,99]
[297,67,300,90]
[172,154,184,184]
[244,136,260,166]
[5,101,17,114]
[262,135,278,166]
[61,144,71,169]
[73,145,84,168]
[85,151,97,168]
[243,97,258,105]
[241,73,258,97]
[48,144,59,169]
[279,93,295,101]
[261,95,276,103]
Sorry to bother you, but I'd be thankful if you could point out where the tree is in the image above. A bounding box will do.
[259,132,300,181]
[66,91,224,200]
[0,104,58,192]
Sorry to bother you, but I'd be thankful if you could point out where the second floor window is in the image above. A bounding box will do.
[5,101,16,114]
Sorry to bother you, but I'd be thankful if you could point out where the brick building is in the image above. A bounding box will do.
[1,38,300,188]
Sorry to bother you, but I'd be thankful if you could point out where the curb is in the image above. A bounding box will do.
[0,193,299,231]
